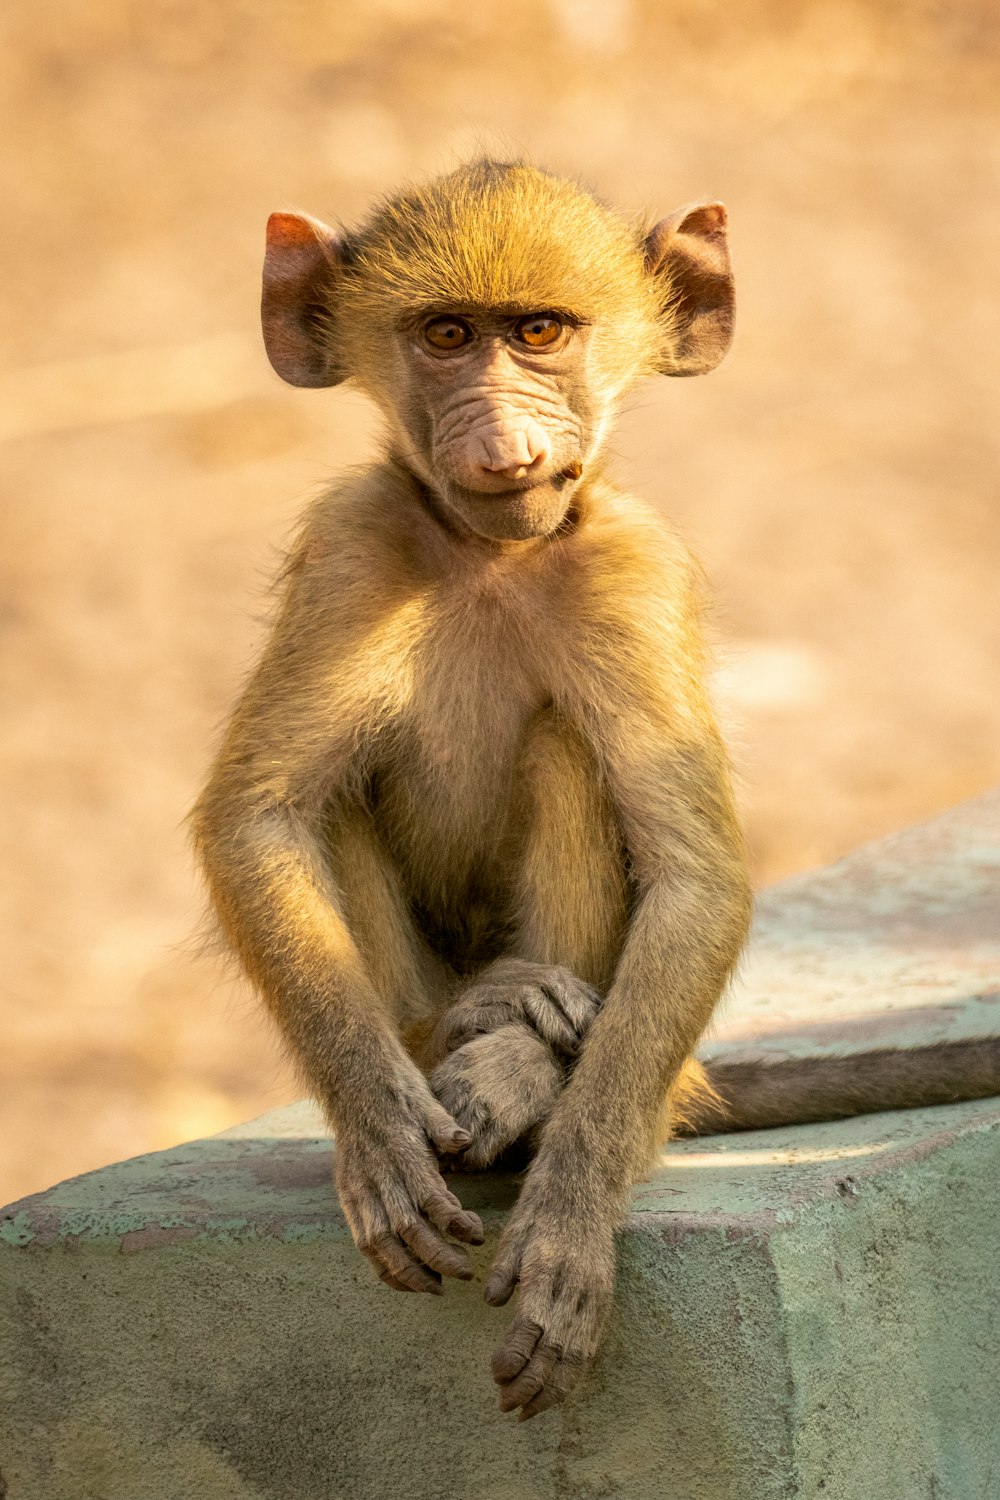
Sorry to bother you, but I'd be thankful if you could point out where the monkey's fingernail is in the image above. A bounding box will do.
[448,1212,485,1245]
[452,1129,471,1147]
[484,1274,516,1306]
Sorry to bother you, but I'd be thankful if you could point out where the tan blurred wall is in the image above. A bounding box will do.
[2,0,999,1199]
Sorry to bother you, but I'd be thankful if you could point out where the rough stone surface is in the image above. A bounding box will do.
[2,793,999,1499]
[705,787,1000,1063]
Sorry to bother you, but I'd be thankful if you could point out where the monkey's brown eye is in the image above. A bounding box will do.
[514,314,564,349]
[424,317,473,351]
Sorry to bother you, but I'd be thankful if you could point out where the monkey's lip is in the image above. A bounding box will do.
[455,465,582,501]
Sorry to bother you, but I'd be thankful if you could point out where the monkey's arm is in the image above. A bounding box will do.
[193,529,483,1293]
[486,552,752,1417]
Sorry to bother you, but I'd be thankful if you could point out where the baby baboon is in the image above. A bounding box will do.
[194,159,1000,1419]
[193,158,748,1419]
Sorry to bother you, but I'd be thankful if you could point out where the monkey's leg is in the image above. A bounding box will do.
[511,709,631,992]
[432,960,601,1061]
[324,799,456,1039]
[428,960,600,1169]
[430,1025,564,1170]
[430,713,630,1168]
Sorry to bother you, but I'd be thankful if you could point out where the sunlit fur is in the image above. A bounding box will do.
[332,160,668,403]
[193,161,752,1419]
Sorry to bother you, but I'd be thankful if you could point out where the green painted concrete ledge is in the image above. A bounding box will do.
[3,793,999,1500]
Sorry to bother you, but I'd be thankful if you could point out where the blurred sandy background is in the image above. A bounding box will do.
[2,0,998,1201]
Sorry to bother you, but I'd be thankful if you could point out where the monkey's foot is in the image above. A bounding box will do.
[436,959,601,1060]
[429,1024,563,1169]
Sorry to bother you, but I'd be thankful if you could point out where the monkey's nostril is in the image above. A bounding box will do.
[479,452,547,481]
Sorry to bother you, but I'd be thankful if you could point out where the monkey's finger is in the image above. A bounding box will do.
[362,1237,444,1296]
[483,1250,522,1306]
[446,1212,486,1244]
[498,1340,561,1411]
[398,1218,475,1280]
[428,1056,477,1126]
[517,1389,559,1421]
[435,1083,491,1155]
[535,977,601,1051]
[419,1096,474,1155]
[379,1269,420,1293]
[419,1183,485,1245]
[490,1317,543,1382]
[440,999,512,1051]
[525,988,578,1052]
[516,1350,587,1420]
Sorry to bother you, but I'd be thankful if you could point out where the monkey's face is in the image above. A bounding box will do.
[386,307,597,541]
[260,162,735,542]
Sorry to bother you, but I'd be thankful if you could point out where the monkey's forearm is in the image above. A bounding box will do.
[197,798,484,1287]
[195,804,410,1115]
[545,867,751,1196]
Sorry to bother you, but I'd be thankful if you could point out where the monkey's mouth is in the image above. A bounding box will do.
[456,462,584,501]
[442,464,584,541]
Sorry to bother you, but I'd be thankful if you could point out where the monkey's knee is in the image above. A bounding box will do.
[429,1024,564,1170]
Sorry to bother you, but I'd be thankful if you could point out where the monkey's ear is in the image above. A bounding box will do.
[262,212,347,387]
[643,203,734,376]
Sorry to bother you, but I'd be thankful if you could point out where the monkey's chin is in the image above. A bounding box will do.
[444,477,578,541]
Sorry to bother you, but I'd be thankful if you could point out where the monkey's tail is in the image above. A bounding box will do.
[674,1039,1000,1136]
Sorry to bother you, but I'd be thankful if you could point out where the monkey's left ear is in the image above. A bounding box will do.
[262,212,347,387]
[643,203,734,376]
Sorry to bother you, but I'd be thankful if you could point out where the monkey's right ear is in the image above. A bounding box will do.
[643,203,735,376]
[262,212,347,387]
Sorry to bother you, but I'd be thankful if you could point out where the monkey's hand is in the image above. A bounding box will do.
[437,959,601,1060]
[483,1163,616,1420]
[429,1024,563,1169]
[334,1066,486,1296]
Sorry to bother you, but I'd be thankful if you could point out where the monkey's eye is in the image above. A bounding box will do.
[513,314,564,349]
[424,317,473,351]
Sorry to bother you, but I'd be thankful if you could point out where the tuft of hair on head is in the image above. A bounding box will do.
[333,158,667,383]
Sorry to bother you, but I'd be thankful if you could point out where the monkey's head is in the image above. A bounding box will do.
[262,161,734,542]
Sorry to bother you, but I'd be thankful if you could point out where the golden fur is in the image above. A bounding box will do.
[194,160,750,1419]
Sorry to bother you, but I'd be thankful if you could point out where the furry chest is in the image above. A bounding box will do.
[365,623,544,924]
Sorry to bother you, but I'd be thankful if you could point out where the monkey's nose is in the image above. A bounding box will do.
[476,424,551,481]
[482,454,546,481]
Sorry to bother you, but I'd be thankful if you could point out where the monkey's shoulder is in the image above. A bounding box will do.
[279,468,428,606]
[573,489,707,629]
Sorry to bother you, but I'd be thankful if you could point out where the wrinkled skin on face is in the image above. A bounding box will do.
[392,309,595,541]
